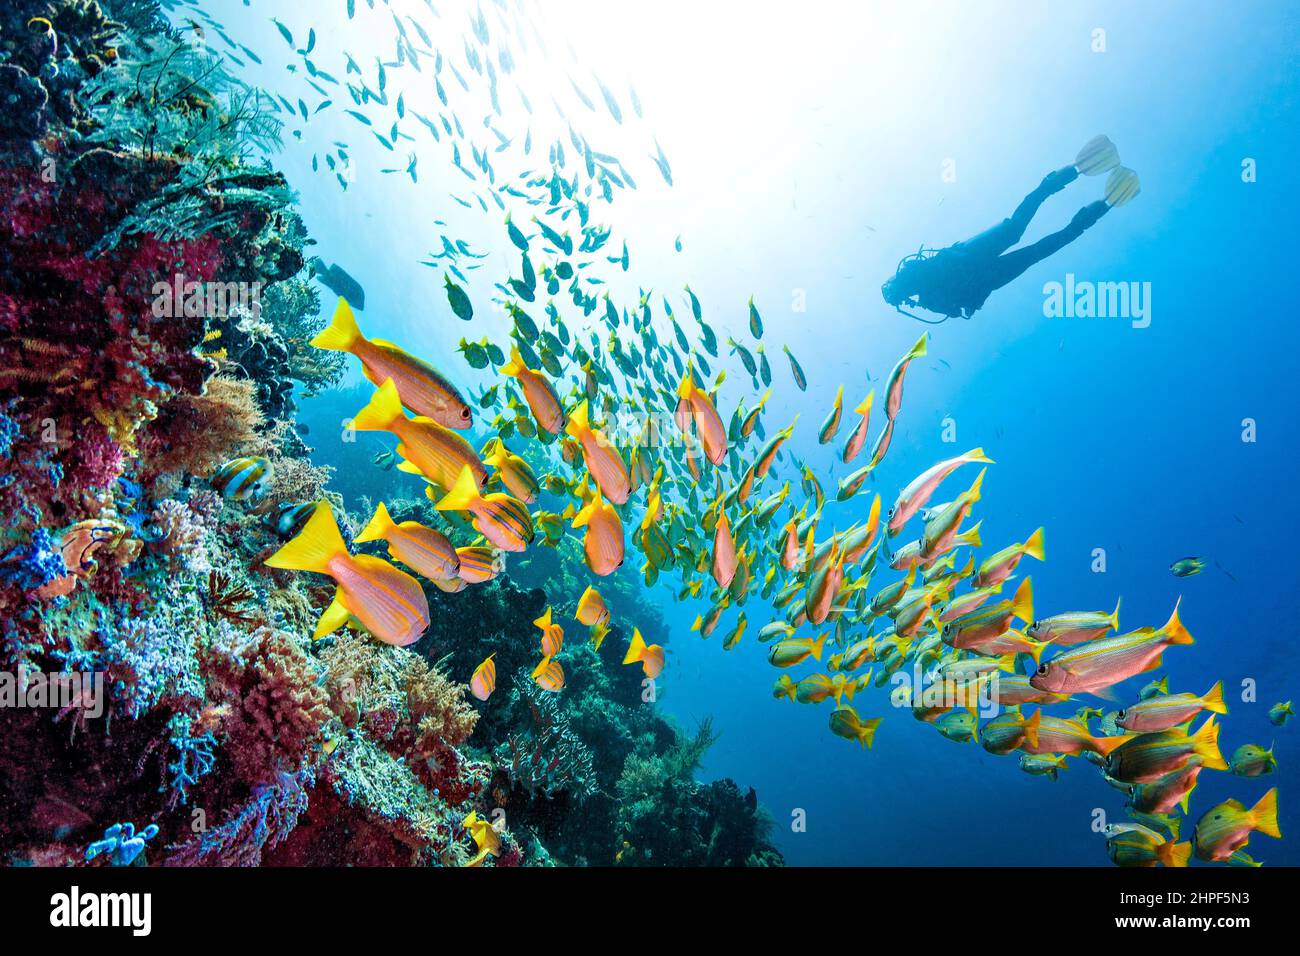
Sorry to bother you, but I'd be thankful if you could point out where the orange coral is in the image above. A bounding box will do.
[139,375,265,479]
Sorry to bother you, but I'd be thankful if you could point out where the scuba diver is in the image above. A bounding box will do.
[882,135,1140,323]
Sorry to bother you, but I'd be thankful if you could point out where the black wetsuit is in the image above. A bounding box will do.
[901,168,1110,319]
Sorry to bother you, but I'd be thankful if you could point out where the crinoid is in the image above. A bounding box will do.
[205,569,259,628]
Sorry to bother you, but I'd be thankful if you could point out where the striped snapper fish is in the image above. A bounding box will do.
[1030,600,1193,696]
[264,501,429,647]
[354,501,458,583]
[433,465,534,552]
[1116,681,1227,733]
[211,455,273,503]
[352,379,487,493]
[571,488,624,575]
[311,298,472,428]
[1105,716,1228,784]
[1020,709,1128,757]
[1026,598,1121,646]
[456,546,504,584]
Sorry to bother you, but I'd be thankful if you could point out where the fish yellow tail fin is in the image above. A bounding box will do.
[964,447,994,465]
[533,607,553,630]
[435,466,482,513]
[690,614,703,632]
[967,467,987,502]
[530,656,552,680]
[354,501,396,544]
[1251,787,1280,839]
[565,398,591,441]
[956,520,983,550]
[265,501,347,575]
[854,390,874,416]
[311,298,363,352]
[499,345,528,378]
[1161,597,1195,645]
[1012,577,1034,625]
[1157,840,1193,868]
[1023,710,1041,749]
[859,716,882,749]
[1023,527,1046,561]
[623,628,648,665]
[353,378,404,432]
[1092,735,1129,758]
[1192,715,1228,770]
[907,332,928,359]
[1110,596,1122,631]
[313,589,353,640]
[811,632,828,662]
[1201,680,1227,715]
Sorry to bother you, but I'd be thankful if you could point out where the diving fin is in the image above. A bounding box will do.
[1075,135,1121,176]
[1105,166,1141,207]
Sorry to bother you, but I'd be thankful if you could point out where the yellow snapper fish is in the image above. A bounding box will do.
[796,672,860,705]
[937,581,1005,623]
[828,705,882,748]
[1193,788,1280,862]
[1020,709,1128,758]
[691,597,730,638]
[565,400,632,504]
[804,543,845,626]
[1116,681,1227,733]
[312,298,472,429]
[1127,758,1205,815]
[483,441,539,504]
[677,363,728,465]
[1030,599,1194,696]
[721,612,748,651]
[818,385,844,444]
[1105,716,1228,784]
[887,447,992,537]
[623,627,665,678]
[1105,823,1191,868]
[972,527,1045,589]
[434,465,535,552]
[768,633,828,668]
[532,655,565,692]
[1019,753,1068,780]
[1026,598,1121,646]
[920,467,985,557]
[773,674,798,701]
[264,501,429,647]
[533,606,565,656]
[942,578,1034,651]
[456,546,504,584]
[711,510,738,587]
[883,331,927,420]
[470,654,497,701]
[353,379,487,492]
[499,345,566,434]
[980,709,1033,755]
[462,811,503,866]
[355,501,459,584]
[840,391,874,464]
[571,488,625,575]
[575,585,610,627]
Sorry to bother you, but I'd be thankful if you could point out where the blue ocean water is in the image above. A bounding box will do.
[209,1,1298,865]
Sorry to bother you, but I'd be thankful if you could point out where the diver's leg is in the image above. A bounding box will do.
[956,166,1082,258]
[985,200,1108,290]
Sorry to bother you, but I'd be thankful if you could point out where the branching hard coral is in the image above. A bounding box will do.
[145,497,212,573]
[202,627,329,787]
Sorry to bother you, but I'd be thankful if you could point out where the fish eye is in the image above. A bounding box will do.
[460,408,471,419]
[1117,710,1126,719]
[1036,663,1049,676]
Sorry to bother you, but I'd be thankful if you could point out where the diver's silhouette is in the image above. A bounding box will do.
[882,136,1140,323]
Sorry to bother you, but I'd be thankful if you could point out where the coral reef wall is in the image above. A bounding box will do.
[0,0,780,868]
